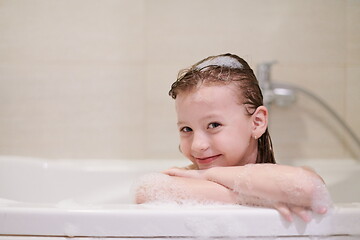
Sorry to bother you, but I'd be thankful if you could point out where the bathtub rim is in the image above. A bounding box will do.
[0,202,360,238]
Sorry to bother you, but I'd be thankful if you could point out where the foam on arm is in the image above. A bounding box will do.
[134,172,238,204]
[203,164,332,212]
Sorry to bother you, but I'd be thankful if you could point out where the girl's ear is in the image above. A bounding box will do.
[251,106,268,139]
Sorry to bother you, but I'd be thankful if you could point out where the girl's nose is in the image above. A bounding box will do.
[191,132,210,153]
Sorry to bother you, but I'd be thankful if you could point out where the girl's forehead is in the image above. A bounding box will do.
[176,84,242,105]
[175,84,249,121]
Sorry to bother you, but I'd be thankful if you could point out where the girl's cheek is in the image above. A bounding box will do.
[181,143,194,160]
[179,140,188,154]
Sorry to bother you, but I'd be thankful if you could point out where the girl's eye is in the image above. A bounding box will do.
[180,126,193,133]
[208,122,221,129]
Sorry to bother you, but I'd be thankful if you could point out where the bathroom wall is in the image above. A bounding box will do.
[0,0,359,161]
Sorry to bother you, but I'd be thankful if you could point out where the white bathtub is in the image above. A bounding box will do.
[0,156,359,240]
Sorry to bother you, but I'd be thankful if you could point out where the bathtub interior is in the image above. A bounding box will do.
[0,156,184,205]
[0,156,360,205]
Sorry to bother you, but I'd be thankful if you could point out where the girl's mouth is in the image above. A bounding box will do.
[195,154,221,164]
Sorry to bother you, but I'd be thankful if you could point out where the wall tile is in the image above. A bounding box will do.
[145,0,346,66]
[144,64,183,158]
[345,66,360,158]
[347,0,360,65]
[0,0,359,160]
[0,64,146,158]
[0,0,145,65]
[0,0,146,158]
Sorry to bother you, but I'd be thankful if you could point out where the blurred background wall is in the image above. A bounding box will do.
[0,0,359,161]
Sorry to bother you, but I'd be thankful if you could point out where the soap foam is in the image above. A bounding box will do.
[233,164,274,208]
[133,172,231,206]
[277,167,332,212]
[196,56,243,70]
[134,167,333,216]
[310,175,333,213]
[232,164,333,212]
[133,172,194,204]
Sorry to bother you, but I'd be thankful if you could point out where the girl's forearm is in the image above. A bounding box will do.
[135,173,238,204]
[203,164,331,212]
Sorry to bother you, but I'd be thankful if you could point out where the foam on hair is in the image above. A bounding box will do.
[195,55,244,70]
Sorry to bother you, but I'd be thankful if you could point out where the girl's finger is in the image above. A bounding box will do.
[273,202,293,222]
[290,205,312,222]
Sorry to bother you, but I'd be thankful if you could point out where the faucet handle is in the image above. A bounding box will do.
[256,61,278,107]
[256,61,277,90]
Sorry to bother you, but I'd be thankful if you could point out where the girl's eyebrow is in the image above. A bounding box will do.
[177,114,223,126]
[177,121,187,126]
[202,113,223,120]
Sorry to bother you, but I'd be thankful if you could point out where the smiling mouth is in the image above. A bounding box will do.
[195,154,221,164]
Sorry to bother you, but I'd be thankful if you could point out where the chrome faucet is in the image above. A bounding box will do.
[256,61,360,157]
[256,61,296,108]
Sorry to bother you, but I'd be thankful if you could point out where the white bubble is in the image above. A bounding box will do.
[196,56,243,70]
[232,164,333,211]
[133,173,189,204]
[133,172,232,206]
[233,164,274,207]
[310,175,333,213]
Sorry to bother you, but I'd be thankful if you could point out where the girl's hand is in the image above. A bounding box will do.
[163,168,206,179]
[274,203,313,222]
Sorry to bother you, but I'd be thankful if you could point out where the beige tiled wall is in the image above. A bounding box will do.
[0,0,359,161]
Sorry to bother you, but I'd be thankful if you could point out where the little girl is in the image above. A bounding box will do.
[135,53,332,222]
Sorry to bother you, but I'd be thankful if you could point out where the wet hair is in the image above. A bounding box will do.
[169,53,276,164]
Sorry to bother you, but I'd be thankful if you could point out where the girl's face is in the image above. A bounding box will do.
[175,84,259,170]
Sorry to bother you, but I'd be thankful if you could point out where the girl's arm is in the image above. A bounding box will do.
[163,164,332,221]
[135,173,238,204]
